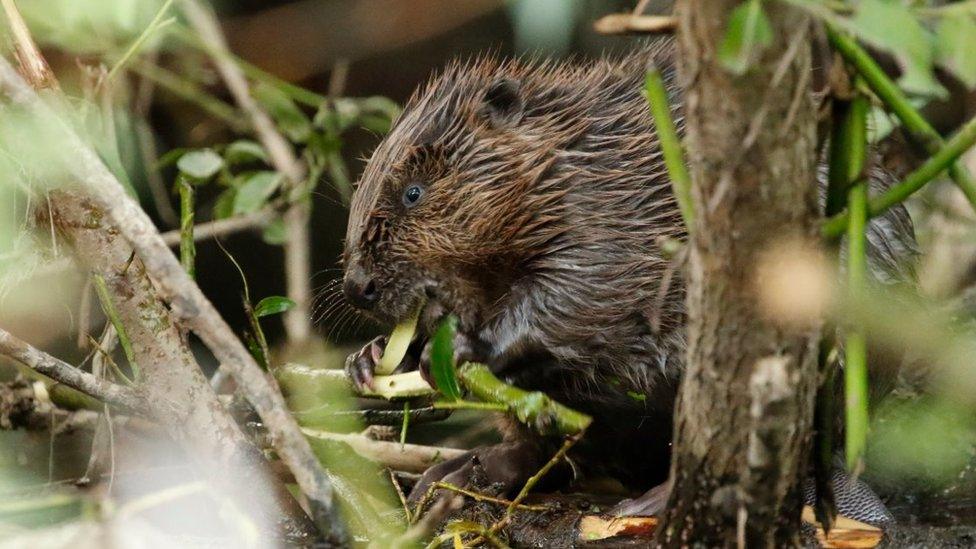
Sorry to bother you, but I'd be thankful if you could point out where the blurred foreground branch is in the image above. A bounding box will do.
[0,53,342,540]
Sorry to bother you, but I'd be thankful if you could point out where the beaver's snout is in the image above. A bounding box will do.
[343,264,378,310]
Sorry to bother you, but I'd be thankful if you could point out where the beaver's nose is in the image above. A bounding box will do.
[343,266,378,310]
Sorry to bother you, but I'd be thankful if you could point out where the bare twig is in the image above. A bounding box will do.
[0,57,342,540]
[0,327,143,412]
[593,14,676,35]
[0,0,57,89]
[181,0,313,345]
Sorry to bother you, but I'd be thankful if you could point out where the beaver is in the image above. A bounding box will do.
[340,39,914,524]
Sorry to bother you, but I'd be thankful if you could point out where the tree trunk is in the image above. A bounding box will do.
[659,2,820,547]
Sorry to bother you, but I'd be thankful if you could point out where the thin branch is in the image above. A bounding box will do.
[0,57,344,541]
[0,327,144,412]
[170,208,276,246]
[181,0,313,345]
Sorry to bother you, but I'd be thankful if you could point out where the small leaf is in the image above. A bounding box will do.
[626,391,647,403]
[254,296,296,318]
[177,149,224,180]
[213,188,236,220]
[233,171,282,215]
[847,0,946,98]
[225,140,269,165]
[718,0,773,75]
[253,83,312,143]
[934,14,976,89]
[429,316,463,401]
[262,217,287,245]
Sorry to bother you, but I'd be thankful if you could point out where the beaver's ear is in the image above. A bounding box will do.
[480,78,524,127]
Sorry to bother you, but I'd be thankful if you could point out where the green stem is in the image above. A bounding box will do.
[823,112,976,238]
[845,179,869,472]
[91,274,140,382]
[178,176,195,278]
[644,67,695,232]
[827,27,976,209]
[458,362,592,436]
[826,93,868,215]
[104,0,176,84]
[399,401,409,447]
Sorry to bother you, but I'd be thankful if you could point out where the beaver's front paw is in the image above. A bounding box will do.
[344,335,389,393]
[407,441,545,511]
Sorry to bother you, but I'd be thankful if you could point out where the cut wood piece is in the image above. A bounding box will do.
[578,515,658,542]
[576,506,882,547]
[802,506,884,549]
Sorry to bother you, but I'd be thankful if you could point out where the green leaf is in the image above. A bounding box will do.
[253,83,312,143]
[224,140,269,165]
[718,0,773,75]
[213,187,236,220]
[232,171,282,215]
[261,216,287,245]
[254,296,296,318]
[847,0,947,98]
[177,149,224,180]
[934,14,976,89]
[429,316,463,401]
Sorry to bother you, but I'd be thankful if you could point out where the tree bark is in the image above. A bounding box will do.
[659,2,820,547]
[43,191,316,541]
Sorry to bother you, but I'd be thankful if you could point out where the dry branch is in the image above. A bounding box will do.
[159,207,275,246]
[0,327,143,413]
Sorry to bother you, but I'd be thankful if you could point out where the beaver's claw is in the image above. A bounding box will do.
[344,335,388,393]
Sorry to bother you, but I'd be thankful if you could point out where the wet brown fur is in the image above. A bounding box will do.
[343,39,915,491]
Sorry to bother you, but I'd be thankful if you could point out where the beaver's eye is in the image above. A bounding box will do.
[402,184,425,207]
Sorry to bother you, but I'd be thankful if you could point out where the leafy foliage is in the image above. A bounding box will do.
[781,0,976,99]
